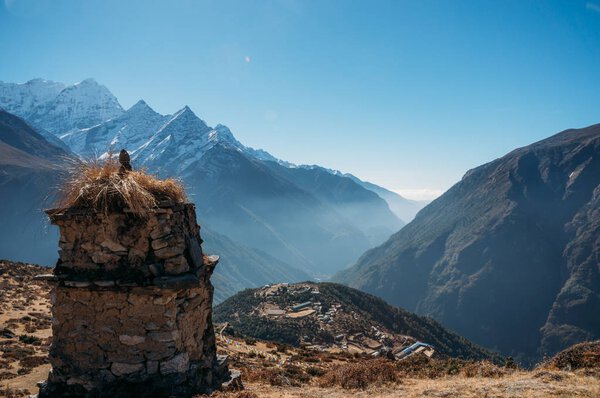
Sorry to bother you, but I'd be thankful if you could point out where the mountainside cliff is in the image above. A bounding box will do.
[0,110,68,264]
[335,123,600,362]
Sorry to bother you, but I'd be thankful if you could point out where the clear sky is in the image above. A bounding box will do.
[1,0,600,200]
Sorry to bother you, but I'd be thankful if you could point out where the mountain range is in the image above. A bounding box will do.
[0,78,123,135]
[0,78,422,299]
[335,123,600,363]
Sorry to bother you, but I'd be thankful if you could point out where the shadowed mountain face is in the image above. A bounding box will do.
[184,144,382,276]
[202,228,311,304]
[0,109,68,164]
[0,110,68,264]
[262,163,404,246]
[335,123,600,362]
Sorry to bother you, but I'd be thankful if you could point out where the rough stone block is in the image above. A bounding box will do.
[100,239,127,253]
[146,360,159,375]
[119,335,146,346]
[160,353,189,375]
[154,243,185,259]
[148,330,179,343]
[164,256,190,275]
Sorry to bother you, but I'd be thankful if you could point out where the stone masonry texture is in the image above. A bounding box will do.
[38,202,229,398]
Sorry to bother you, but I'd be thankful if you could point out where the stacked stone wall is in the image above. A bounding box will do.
[50,203,203,279]
[39,202,229,398]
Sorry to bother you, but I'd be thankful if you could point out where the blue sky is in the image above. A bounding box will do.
[1,0,600,199]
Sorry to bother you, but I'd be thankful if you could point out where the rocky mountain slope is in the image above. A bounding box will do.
[335,123,600,363]
[214,282,499,361]
[186,144,391,275]
[262,163,405,246]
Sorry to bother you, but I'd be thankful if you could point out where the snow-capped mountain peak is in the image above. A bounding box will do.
[60,98,166,157]
[0,78,124,135]
[126,99,159,117]
[4,78,293,175]
[210,124,243,147]
[0,79,65,120]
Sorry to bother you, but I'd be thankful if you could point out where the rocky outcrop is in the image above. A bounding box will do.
[38,201,234,397]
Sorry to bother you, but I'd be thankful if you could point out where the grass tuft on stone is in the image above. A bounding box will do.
[55,155,186,216]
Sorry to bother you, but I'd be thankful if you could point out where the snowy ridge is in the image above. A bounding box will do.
[0,79,66,120]
[61,98,284,176]
[0,78,123,135]
[1,78,307,173]
[60,99,167,157]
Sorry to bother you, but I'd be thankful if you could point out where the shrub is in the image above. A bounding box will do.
[306,366,326,377]
[1,346,35,360]
[243,365,310,387]
[19,355,48,368]
[0,387,31,398]
[461,361,508,378]
[319,359,399,389]
[18,335,42,346]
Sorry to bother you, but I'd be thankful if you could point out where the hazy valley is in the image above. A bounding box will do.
[0,78,422,300]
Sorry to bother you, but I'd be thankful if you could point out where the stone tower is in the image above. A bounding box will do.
[38,200,231,397]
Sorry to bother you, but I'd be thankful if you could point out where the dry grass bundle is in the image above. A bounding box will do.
[56,155,186,216]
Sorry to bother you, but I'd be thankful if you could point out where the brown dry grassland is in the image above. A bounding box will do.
[1,260,599,398]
